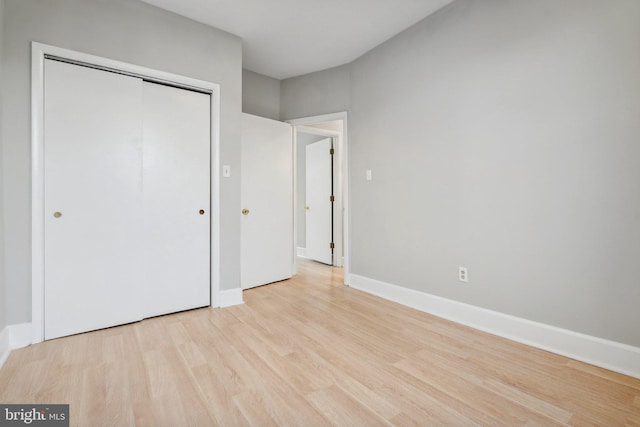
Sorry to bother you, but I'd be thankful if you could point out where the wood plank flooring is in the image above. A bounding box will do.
[1,258,639,426]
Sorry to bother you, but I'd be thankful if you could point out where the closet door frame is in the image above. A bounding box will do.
[30,42,222,343]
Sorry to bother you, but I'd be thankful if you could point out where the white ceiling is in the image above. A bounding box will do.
[139,0,456,80]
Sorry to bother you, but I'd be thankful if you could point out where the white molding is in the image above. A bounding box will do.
[9,323,32,349]
[292,127,298,277]
[0,327,10,370]
[0,323,32,370]
[287,112,347,126]
[219,288,244,308]
[297,247,307,258]
[31,42,222,340]
[295,125,341,138]
[350,274,640,379]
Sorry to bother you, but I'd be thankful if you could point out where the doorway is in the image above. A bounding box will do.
[287,113,349,283]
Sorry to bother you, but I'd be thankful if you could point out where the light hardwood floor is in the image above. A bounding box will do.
[1,259,639,426]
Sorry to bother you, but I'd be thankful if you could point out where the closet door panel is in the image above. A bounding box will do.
[44,59,145,339]
[142,82,211,317]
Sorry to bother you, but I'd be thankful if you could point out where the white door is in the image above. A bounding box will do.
[44,59,145,339]
[43,60,212,340]
[142,82,211,317]
[305,138,333,265]
[241,114,293,289]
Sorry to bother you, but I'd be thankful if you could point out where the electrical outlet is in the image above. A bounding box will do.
[458,266,468,283]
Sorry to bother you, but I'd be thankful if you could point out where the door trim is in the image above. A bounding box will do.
[287,112,349,283]
[31,42,222,343]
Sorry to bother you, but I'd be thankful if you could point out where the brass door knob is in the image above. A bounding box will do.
[53,212,62,218]
[304,206,310,210]
[242,209,250,215]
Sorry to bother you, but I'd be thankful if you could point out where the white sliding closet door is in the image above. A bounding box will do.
[142,82,211,317]
[43,60,212,340]
[44,59,145,339]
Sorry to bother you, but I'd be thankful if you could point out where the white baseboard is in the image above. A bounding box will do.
[349,274,640,379]
[0,323,32,370]
[296,247,307,258]
[0,327,10,369]
[10,323,32,349]
[218,288,244,308]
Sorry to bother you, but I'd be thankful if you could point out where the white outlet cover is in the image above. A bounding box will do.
[459,267,468,283]
[366,169,372,181]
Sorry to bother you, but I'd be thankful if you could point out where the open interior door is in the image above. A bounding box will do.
[240,114,293,289]
[305,137,334,265]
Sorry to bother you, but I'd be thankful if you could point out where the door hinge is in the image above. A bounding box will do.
[330,242,335,249]
[329,195,335,202]
[330,148,335,155]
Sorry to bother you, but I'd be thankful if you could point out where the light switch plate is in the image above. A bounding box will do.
[222,165,231,177]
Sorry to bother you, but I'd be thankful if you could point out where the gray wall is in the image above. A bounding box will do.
[282,0,640,347]
[0,0,5,332]
[1,0,243,326]
[242,69,281,120]
[281,64,351,121]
